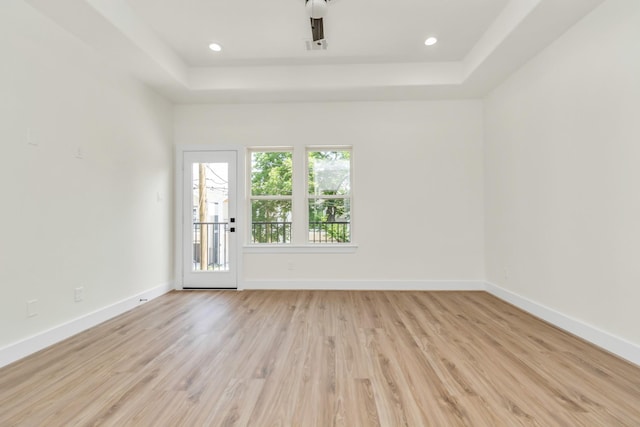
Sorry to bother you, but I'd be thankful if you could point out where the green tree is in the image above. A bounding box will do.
[250,150,351,243]
[252,152,293,196]
[251,152,293,243]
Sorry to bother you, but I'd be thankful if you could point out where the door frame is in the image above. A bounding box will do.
[175,145,245,290]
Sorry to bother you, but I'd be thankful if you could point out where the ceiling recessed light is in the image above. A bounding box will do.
[424,37,438,46]
[209,43,222,52]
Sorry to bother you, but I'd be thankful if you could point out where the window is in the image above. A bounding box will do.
[307,149,351,243]
[248,146,353,247]
[249,149,293,243]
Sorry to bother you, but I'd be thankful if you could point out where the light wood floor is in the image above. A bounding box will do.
[1,291,639,426]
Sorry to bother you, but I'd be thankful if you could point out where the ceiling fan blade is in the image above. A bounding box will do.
[310,17,324,41]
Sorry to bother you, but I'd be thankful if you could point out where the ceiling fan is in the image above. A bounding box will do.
[304,0,336,49]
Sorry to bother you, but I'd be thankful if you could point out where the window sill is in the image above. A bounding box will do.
[243,244,358,254]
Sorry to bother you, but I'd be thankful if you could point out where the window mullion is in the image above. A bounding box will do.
[250,195,292,201]
[308,195,349,200]
[291,148,307,245]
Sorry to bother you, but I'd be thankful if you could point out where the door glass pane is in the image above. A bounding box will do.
[192,163,229,272]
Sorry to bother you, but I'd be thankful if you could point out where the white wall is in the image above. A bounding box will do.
[0,2,174,350]
[175,101,485,284]
[485,0,640,345]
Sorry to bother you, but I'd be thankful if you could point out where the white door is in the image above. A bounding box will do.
[182,151,237,289]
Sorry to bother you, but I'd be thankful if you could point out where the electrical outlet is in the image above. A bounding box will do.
[74,286,84,302]
[503,267,509,281]
[287,261,295,271]
[27,299,38,317]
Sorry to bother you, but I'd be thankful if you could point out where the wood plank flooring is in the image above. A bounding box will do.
[1,291,639,426]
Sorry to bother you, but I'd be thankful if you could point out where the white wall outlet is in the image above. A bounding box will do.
[75,147,84,159]
[27,299,38,317]
[503,267,509,281]
[287,261,295,271]
[74,286,84,302]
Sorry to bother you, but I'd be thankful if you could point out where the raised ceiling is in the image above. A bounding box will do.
[125,0,509,66]
[25,0,603,103]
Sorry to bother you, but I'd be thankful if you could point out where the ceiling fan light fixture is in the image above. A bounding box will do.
[424,37,438,46]
[208,43,222,52]
[306,0,328,19]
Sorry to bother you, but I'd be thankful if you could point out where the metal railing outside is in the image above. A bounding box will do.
[193,221,351,264]
[251,221,292,244]
[308,221,350,243]
[250,221,350,244]
[193,222,229,271]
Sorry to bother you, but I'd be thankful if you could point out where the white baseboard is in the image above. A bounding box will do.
[0,282,173,369]
[485,282,640,367]
[241,280,486,291]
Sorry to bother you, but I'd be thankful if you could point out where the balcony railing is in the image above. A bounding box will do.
[193,221,351,267]
[309,221,350,243]
[251,221,292,244]
[250,221,350,243]
[193,222,229,271]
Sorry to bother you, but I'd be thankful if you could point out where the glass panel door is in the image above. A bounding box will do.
[182,151,237,289]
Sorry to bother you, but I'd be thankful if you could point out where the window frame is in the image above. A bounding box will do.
[247,147,294,245]
[305,146,353,244]
[245,145,357,253]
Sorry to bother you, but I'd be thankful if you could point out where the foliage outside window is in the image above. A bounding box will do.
[307,149,351,243]
[250,150,293,243]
